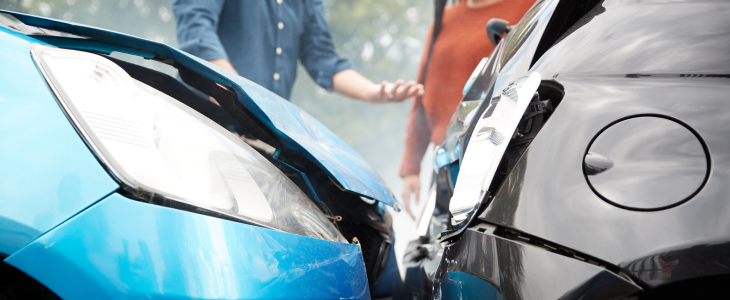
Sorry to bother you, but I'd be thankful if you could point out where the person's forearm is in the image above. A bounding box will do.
[332,69,375,101]
[332,69,424,103]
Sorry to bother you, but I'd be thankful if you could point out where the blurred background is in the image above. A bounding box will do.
[0,0,438,275]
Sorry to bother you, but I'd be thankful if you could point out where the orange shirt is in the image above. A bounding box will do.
[399,0,535,177]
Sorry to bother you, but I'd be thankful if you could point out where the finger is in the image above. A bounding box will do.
[416,83,425,96]
[404,192,414,219]
[402,192,416,220]
[390,80,404,95]
[403,84,422,98]
[387,82,411,103]
[405,81,424,97]
[395,81,416,99]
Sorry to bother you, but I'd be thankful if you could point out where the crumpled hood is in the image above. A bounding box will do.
[2,10,399,207]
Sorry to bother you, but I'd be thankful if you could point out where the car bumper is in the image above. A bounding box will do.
[5,193,370,299]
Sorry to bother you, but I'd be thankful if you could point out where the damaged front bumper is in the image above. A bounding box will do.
[5,193,370,299]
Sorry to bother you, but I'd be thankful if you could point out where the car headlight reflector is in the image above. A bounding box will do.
[31,44,345,243]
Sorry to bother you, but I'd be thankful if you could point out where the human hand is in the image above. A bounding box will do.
[366,79,424,103]
[402,174,420,220]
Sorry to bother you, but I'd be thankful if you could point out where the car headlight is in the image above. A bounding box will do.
[31,44,346,243]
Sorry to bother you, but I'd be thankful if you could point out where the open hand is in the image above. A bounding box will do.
[367,79,424,103]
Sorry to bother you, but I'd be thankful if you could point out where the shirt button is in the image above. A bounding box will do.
[278,22,284,30]
[276,0,282,4]
[273,73,280,80]
[276,47,282,55]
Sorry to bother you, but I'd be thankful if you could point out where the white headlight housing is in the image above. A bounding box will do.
[32,44,345,243]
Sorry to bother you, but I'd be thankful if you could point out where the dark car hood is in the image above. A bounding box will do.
[1,10,399,207]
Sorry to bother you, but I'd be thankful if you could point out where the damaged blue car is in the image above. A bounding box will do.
[0,10,401,300]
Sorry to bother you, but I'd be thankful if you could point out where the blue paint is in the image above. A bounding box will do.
[435,139,460,171]
[0,10,399,207]
[0,28,119,256]
[449,161,460,187]
[370,233,403,299]
[441,271,504,300]
[273,149,322,203]
[435,146,453,170]
[6,193,370,299]
[31,35,156,58]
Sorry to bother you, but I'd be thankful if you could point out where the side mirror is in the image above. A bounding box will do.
[486,18,510,46]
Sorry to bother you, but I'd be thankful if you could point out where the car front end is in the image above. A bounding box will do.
[0,10,400,299]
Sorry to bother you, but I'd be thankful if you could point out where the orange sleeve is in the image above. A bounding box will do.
[399,23,434,177]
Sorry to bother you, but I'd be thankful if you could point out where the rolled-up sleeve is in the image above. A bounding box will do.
[172,0,228,61]
[299,0,354,90]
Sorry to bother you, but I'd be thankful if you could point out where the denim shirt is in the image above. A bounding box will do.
[173,0,354,100]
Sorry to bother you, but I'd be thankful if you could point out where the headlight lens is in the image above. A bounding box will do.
[32,44,345,243]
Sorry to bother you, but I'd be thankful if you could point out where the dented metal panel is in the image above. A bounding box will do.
[0,10,398,207]
[5,193,370,299]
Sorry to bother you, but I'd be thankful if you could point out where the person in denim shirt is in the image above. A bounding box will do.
[173,0,423,102]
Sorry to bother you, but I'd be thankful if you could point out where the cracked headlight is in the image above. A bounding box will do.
[32,44,345,243]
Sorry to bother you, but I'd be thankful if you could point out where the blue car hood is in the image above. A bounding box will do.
[2,10,399,207]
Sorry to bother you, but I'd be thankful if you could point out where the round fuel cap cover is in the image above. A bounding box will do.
[584,116,709,210]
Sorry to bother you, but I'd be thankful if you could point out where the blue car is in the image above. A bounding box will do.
[0,10,402,300]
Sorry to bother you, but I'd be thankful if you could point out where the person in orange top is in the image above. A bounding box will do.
[400,0,535,217]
